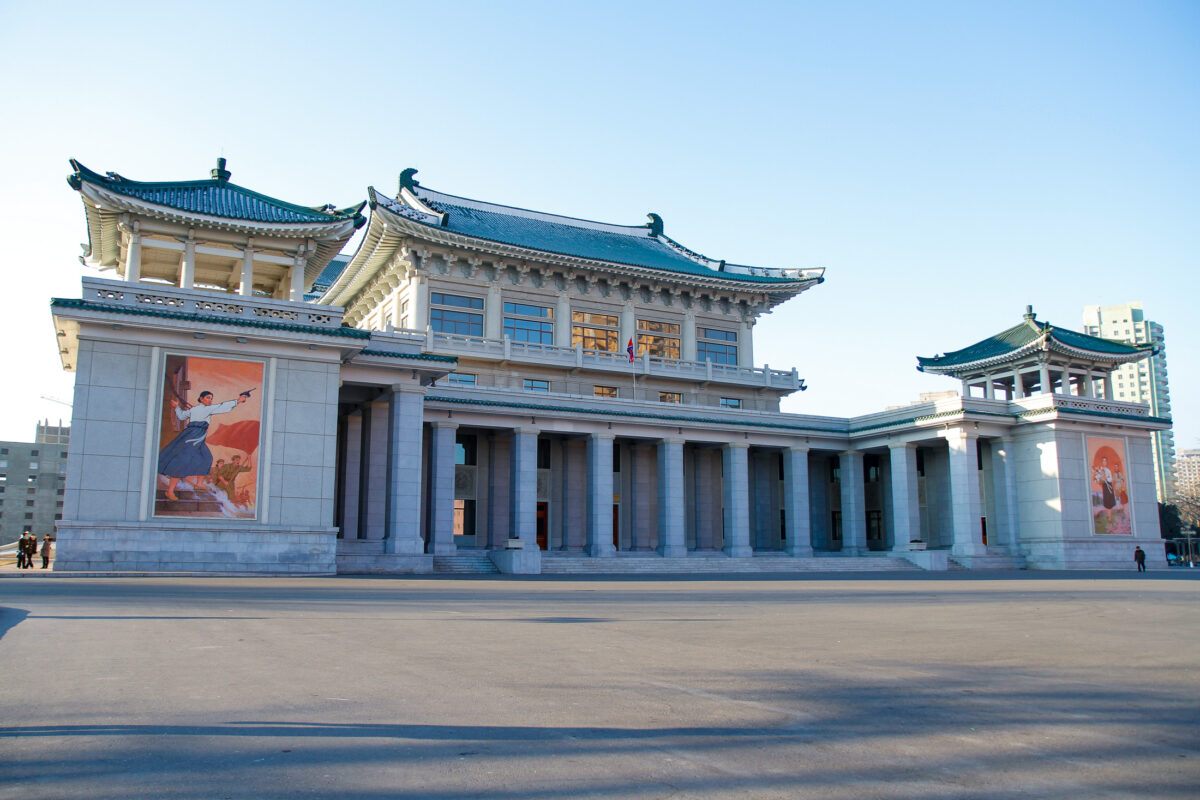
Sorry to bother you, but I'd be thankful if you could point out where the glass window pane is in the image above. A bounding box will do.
[504,302,552,318]
[431,292,484,310]
[637,319,680,335]
[571,311,617,327]
[637,334,680,359]
[572,326,618,352]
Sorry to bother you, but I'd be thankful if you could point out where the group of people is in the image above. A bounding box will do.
[14,532,51,569]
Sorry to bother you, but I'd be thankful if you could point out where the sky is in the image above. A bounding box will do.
[0,1,1196,449]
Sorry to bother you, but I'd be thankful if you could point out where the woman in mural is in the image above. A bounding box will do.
[158,390,250,501]
[1092,456,1117,523]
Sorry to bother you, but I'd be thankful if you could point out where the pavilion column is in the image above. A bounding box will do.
[960,378,971,397]
[945,428,986,558]
[339,410,363,540]
[681,310,697,362]
[509,427,538,550]
[486,282,503,340]
[1082,372,1094,398]
[181,235,196,289]
[239,246,255,296]
[125,231,142,282]
[1038,364,1051,395]
[290,256,306,301]
[889,443,921,552]
[839,450,867,555]
[982,374,994,400]
[1103,374,1114,400]
[555,293,571,346]
[586,433,615,556]
[990,436,1020,553]
[723,442,751,557]
[1012,369,1025,399]
[427,421,459,555]
[384,385,426,554]
[412,274,429,332]
[737,320,753,368]
[657,437,686,558]
[783,445,813,556]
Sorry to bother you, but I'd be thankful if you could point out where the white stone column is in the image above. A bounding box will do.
[181,236,196,289]
[412,275,429,332]
[385,385,426,554]
[945,429,986,557]
[555,293,571,346]
[240,247,255,297]
[990,436,1020,552]
[428,421,458,555]
[290,256,306,301]
[362,401,389,540]
[737,320,753,368]
[486,283,503,340]
[586,433,615,556]
[657,437,686,558]
[1082,372,1094,398]
[982,374,993,400]
[1012,369,1025,399]
[1103,374,1114,400]
[961,378,971,397]
[1038,364,1051,395]
[681,310,697,362]
[509,427,538,550]
[390,287,405,328]
[126,231,142,283]
[889,443,920,552]
[839,450,867,555]
[783,445,813,556]
[722,442,751,557]
[340,411,363,540]
[620,302,635,353]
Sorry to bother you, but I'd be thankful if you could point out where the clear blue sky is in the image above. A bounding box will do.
[1,1,1196,449]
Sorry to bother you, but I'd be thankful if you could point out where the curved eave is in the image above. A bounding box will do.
[373,200,820,299]
[918,334,1151,376]
[318,190,408,307]
[76,181,363,240]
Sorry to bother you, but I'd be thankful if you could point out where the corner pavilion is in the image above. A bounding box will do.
[49,160,1171,573]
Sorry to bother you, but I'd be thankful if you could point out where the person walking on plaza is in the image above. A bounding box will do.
[1134,546,1146,573]
[40,535,53,569]
[18,532,35,569]
[13,535,24,569]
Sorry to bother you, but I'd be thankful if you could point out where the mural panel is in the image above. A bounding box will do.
[154,354,264,519]
[1087,435,1132,535]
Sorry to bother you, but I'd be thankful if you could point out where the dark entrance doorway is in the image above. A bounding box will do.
[536,502,549,550]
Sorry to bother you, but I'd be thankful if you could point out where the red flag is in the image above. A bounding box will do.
[627,337,635,363]
[205,420,261,455]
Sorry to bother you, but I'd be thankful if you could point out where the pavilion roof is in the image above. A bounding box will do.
[916,308,1154,375]
[68,159,366,226]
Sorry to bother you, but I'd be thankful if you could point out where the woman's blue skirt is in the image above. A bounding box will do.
[157,421,212,479]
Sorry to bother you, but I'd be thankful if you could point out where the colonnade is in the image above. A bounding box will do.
[964,364,1113,400]
[336,390,1020,561]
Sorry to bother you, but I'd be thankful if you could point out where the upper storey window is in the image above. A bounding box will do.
[503,302,553,345]
[431,292,483,336]
[698,327,738,365]
[571,312,619,352]
[637,320,680,359]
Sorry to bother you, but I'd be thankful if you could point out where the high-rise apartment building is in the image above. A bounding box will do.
[1082,303,1175,500]
[0,420,69,543]
[1177,450,1200,498]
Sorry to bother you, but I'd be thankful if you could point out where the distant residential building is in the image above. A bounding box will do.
[1177,450,1200,498]
[0,421,69,543]
[1082,303,1175,500]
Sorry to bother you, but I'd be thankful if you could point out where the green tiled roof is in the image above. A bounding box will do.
[370,173,818,286]
[50,298,371,339]
[68,159,365,226]
[359,349,458,363]
[917,310,1152,371]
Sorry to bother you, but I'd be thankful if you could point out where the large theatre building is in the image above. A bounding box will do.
[50,160,1171,573]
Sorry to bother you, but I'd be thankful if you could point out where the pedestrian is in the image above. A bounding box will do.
[1134,546,1146,573]
[40,535,53,569]
[18,532,34,569]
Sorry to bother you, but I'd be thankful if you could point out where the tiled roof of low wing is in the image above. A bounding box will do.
[917,309,1152,370]
[370,171,818,285]
[68,159,365,226]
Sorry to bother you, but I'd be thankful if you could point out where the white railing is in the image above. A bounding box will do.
[1013,393,1152,418]
[420,330,801,389]
[82,277,346,329]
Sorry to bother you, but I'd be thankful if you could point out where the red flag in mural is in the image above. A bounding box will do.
[206,420,261,455]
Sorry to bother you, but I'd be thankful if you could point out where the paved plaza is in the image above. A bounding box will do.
[1,572,1198,799]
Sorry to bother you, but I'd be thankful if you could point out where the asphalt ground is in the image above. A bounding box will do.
[1,572,1197,799]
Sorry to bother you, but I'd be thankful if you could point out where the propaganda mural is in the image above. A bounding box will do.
[1087,435,1132,535]
[154,354,263,519]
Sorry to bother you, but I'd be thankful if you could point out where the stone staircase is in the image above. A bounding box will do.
[433,552,500,574]
[539,551,922,575]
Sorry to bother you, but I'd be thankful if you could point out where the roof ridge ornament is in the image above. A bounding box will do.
[645,213,663,237]
[211,157,231,184]
[1023,304,1036,321]
[400,168,420,193]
